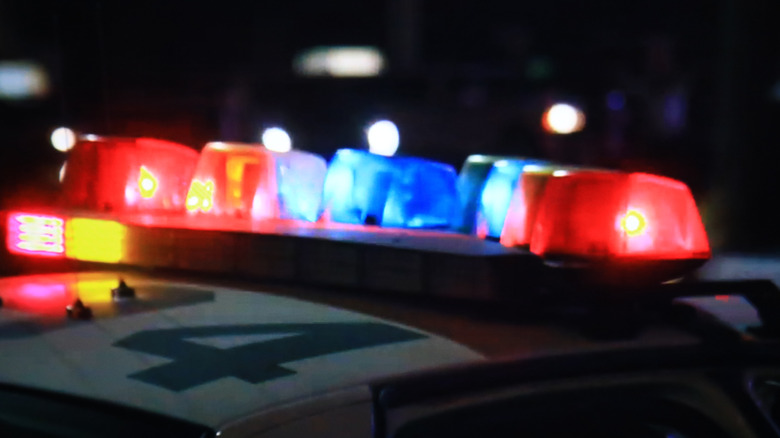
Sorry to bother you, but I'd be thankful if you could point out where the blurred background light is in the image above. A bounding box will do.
[606,90,626,111]
[262,127,292,153]
[50,127,76,152]
[294,46,385,77]
[0,61,49,100]
[542,103,585,134]
[367,120,400,156]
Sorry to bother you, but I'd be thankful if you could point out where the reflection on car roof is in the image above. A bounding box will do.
[0,271,481,428]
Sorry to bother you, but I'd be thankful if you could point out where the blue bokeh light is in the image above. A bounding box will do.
[606,90,626,111]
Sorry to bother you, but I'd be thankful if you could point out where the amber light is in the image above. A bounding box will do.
[138,166,158,199]
[186,179,215,213]
[65,218,127,263]
[619,209,647,237]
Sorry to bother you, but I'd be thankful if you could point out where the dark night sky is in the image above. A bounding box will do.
[1,1,722,85]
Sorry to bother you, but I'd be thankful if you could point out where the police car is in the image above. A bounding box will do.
[2,136,779,437]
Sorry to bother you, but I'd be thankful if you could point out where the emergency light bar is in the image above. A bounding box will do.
[61,137,199,213]
[4,135,714,291]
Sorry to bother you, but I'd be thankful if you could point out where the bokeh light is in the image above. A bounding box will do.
[262,127,292,153]
[367,120,399,156]
[50,127,76,152]
[542,103,585,134]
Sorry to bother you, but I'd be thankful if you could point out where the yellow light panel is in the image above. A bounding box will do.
[65,218,127,263]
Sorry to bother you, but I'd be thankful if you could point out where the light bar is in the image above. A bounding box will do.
[61,137,199,213]
[476,159,548,239]
[186,142,279,219]
[529,171,710,261]
[6,213,65,257]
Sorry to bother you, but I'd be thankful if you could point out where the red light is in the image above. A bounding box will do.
[529,172,710,260]
[61,137,198,213]
[6,213,65,257]
[186,142,279,219]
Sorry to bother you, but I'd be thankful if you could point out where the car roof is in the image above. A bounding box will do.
[0,271,481,428]
[0,267,768,430]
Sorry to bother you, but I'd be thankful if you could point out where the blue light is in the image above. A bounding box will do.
[321,149,395,224]
[455,155,512,233]
[382,158,460,229]
[476,159,548,238]
[272,150,327,222]
[322,149,460,228]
